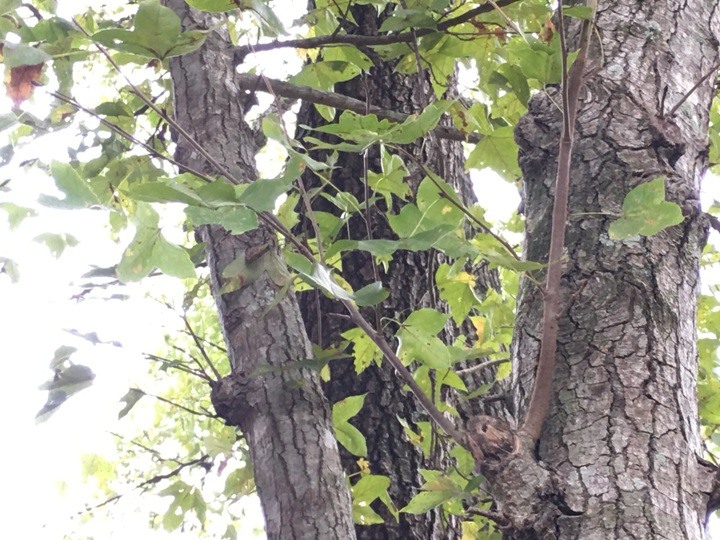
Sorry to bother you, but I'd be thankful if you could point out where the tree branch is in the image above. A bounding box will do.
[341,298,469,448]
[236,73,481,143]
[233,0,520,60]
[519,0,597,443]
[78,455,211,515]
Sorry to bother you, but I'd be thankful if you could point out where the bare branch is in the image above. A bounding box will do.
[182,315,223,381]
[667,58,720,117]
[139,388,219,419]
[456,357,509,376]
[236,73,481,144]
[466,507,510,527]
[233,0,520,60]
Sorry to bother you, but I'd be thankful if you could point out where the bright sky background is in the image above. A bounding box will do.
[1,2,720,539]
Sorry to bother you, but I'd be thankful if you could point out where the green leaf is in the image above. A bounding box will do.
[353,281,389,307]
[352,474,394,524]
[185,206,259,235]
[118,388,144,419]
[368,146,410,205]
[93,1,205,59]
[466,126,521,178]
[0,202,36,229]
[184,0,236,12]
[134,1,181,55]
[378,8,436,32]
[472,233,543,272]
[117,226,158,282]
[333,393,367,422]
[291,61,361,91]
[435,263,479,324]
[563,5,594,19]
[242,0,287,37]
[3,43,51,68]
[41,161,100,208]
[336,422,367,457]
[507,37,569,85]
[126,181,206,206]
[237,178,294,212]
[0,0,20,16]
[151,235,196,279]
[203,425,236,456]
[401,490,456,514]
[353,503,384,525]
[342,327,383,374]
[397,309,451,369]
[353,474,391,502]
[34,232,78,257]
[608,178,684,240]
[333,394,367,456]
[416,175,463,229]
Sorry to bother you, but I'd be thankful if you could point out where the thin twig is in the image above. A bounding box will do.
[456,357,509,376]
[144,353,208,379]
[46,89,214,183]
[138,388,218,418]
[466,507,510,527]
[182,315,223,381]
[667,59,720,117]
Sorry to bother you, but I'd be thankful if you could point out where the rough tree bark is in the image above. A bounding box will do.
[508,2,720,538]
[295,6,497,539]
[163,2,355,538]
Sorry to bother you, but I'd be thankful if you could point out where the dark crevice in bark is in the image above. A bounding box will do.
[506,2,720,538]
[291,4,503,538]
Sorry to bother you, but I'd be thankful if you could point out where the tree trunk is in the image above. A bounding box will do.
[510,3,720,538]
[163,2,355,538]
[295,6,498,539]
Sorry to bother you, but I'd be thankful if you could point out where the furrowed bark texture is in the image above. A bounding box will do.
[295,6,499,539]
[509,2,720,538]
[163,2,355,538]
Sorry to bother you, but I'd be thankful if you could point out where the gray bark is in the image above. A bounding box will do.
[509,2,720,538]
[163,2,355,538]
[295,7,498,539]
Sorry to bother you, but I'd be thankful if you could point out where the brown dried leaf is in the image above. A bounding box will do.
[5,62,43,107]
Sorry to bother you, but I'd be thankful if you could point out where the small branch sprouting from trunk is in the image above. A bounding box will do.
[518,1,597,443]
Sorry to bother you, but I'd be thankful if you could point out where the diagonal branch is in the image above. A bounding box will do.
[236,73,481,143]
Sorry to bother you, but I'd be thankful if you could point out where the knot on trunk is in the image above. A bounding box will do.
[466,415,519,473]
[210,372,262,428]
[465,415,582,536]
